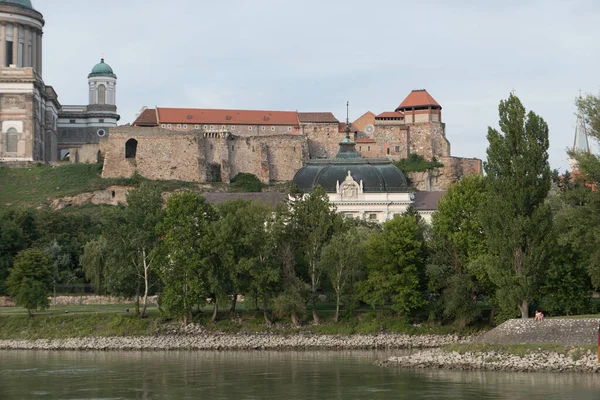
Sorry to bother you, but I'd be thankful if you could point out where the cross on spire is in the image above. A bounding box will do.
[578,88,583,98]
[511,88,516,96]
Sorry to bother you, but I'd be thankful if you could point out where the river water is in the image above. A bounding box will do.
[1,350,599,399]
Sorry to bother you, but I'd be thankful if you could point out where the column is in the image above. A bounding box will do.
[0,23,5,68]
[24,27,29,67]
[31,29,37,73]
[37,31,42,75]
[12,24,17,66]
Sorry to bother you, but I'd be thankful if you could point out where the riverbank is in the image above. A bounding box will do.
[0,331,468,351]
[377,345,600,373]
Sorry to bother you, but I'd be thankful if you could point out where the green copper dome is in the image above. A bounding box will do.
[88,58,116,79]
[0,0,34,9]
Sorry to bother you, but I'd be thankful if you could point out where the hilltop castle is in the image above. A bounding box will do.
[0,0,481,191]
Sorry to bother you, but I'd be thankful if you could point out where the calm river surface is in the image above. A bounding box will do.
[1,350,600,399]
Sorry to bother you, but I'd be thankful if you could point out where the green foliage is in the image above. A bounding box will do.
[5,249,54,315]
[80,236,109,294]
[290,186,343,322]
[103,183,165,316]
[0,215,24,294]
[394,153,443,173]
[482,94,552,319]
[320,225,371,321]
[231,173,262,192]
[361,215,427,315]
[154,192,217,321]
[428,175,489,327]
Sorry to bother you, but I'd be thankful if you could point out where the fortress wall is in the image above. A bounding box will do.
[303,122,343,159]
[101,128,201,182]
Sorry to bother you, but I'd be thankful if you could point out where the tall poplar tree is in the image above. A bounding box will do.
[483,94,552,320]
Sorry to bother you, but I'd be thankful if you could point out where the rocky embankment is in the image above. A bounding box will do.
[0,331,466,351]
[377,347,600,373]
[379,318,600,373]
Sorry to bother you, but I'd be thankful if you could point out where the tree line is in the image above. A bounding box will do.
[2,93,600,326]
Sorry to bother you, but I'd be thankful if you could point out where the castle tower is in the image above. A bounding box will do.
[0,0,60,163]
[395,89,442,124]
[88,58,117,106]
[568,98,591,171]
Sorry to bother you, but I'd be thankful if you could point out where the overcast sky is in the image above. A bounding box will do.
[38,0,600,171]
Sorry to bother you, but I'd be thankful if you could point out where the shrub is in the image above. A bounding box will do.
[231,173,262,192]
[6,249,54,315]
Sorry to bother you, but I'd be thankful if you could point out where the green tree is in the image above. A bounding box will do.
[482,94,552,320]
[231,173,263,192]
[361,215,427,315]
[320,225,370,322]
[211,199,271,313]
[290,186,342,324]
[154,192,217,323]
[80,236,109,294]
[0,216,24,295]
[104,183,165,317]
[428,175,488,327]
[6,249,54,315]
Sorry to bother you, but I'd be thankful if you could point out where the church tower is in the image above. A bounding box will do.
[568,96,591,171]
[0,0,61,163]
[88,58,117,106]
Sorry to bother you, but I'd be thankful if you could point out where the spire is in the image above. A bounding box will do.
[569,92,591,170]
[336,101,360,159]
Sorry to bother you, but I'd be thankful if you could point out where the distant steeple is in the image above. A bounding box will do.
[569,92,591,170]
[337,101,360,159]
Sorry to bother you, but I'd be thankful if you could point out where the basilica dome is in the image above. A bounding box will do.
[89,58,116,78]
[292,129,408,194]
[0,0,34,9]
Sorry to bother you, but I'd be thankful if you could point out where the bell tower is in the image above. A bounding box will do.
[88,57,117,106]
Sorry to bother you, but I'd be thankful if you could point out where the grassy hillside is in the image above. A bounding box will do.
[0,163,213,209]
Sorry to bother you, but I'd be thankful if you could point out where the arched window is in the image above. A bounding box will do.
[125,138,137,159]
[6,128,18,153]
[98,84,106,105]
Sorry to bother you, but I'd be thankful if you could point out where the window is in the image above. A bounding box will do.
[369,213,377,220]
[210,144,213,150]
[167,124,172,128]
[359,146,362,151]
[195,125,199,129]
[210,125,214,129]
[288,127,292,131]
[271,126,275,131]
[222,125,226,129]
[183,124,187,129]
[97,129,106,137]
[203,125,208,129]
[6,128,18,153]
[261,126,266,131]
[161,124,166,128]
[367,146,371,152]
[99,119,105,123]
[98,84,106,104]
[231,126,235,130]
[395,146,400,152]
[231,145,234,151]
[177,124,181,129]
[248,126,253,131]
[70,119,76,124]
[252,146,255,152]
[386,148,390,155]
[345,214,353,219]
[313,127,317,133]
[125,138,138,159]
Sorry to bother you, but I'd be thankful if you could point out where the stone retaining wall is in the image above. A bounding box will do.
[475,318,600,346]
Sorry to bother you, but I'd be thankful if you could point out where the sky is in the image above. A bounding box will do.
[37,0,600,172]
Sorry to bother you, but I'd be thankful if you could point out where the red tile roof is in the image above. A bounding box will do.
[298,112,339,123]
[133,108,158,126]
[396,89,441,111]
[376,111,405,119]
[157,108,300,126]
[355,138,376,143]
[338,122,348,132]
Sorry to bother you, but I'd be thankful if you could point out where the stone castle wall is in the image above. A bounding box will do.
[100,127,308,184]
[409,156,482,191]
[302,122,343,159]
